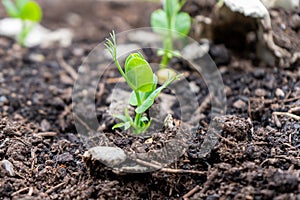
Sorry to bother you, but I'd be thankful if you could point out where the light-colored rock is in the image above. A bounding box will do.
[0,18,73,48]
[233,99,246,109]
[0,159,15,176]
[275,88,285,98]
[261,0,299,10]
[224,0,269,18]
[213,0,291,67]
[156,68,177,84]
[83,146,126,167]
[290,14,300,29]
[255,88,267,97]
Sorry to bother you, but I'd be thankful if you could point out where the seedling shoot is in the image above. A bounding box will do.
[2,0,42,46]
[105,31,181,134]
[151,0,191,68]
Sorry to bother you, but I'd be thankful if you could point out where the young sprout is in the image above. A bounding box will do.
[2,0,42,46]
[105,31,181,134]
[151,0,191,68]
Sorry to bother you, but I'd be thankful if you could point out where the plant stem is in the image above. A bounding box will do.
[18,20,27,46]
[18,21,35,47]
[134,91,142,128]
[160,13,174,68]
[160,36,173,68]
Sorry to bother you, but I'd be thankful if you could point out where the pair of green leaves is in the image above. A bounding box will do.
[2,0,42,22]
[151,0,191,38]
[125,53,180,115]
[125,53,154,93]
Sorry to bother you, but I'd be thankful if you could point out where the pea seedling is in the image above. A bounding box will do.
[2,0,42,46]
[151,0,191,68]
[105,31,181,134]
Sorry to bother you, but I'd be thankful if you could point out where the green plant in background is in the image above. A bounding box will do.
[151,0,191,68]
[105,31,181,134]
[2,0,42,46]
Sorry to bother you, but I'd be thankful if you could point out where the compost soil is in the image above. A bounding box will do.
[0,1,300,199]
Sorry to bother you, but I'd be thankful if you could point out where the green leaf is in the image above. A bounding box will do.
[2,0,19,17]
[151,9,168,36]
[112,123,125,130]
[174,12,191,38]
[15,0,29,11]
[129,91,138,106]
[164,0,180,21]
[140,116,149,122]
[114,114,127,122]
[124,121,131,130]
[20,0,42,22]
[135,74,180,114]
[125,53,154,92]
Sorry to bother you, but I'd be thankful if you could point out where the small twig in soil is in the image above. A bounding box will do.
[282,96,300,103]
[135,159,206,175]
[34,132,57,137]
[160,168,206,175]
[282,143,296,149]
[289,131,296,144]
[56,50,78,80]
[273,114,282,128]
[289,106,300,114]
[135,158,162,170]
[45,182,67,194]
[28,187,34,196]
[247,99,252,120]
[183,185,201,200]
[106,77,125,84]
[11,137,30,146]
[272,112,300,121]
[0,138,9,148]
[199,169,218,194]
[11,187,30,196]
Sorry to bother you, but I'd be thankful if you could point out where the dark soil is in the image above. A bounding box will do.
[1,1,300,199]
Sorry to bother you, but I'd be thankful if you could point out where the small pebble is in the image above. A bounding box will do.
[0,96,8,104]
[233,99,246,109]
[56,152,74,163]
[255,88,267,97]
[0,159,15,176]
[189,81,200,93]
[290,14,300,29]
[83,146,126,167]
[275,88,285,98]
[41,119,51,131]
[253,69,265,79]
[156,68,177,84]
[29,53,45,62]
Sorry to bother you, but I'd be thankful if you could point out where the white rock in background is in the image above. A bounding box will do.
[224,0,269,18]
[212,0,291,67]
[261,0,299,10]
[0,18,73,48]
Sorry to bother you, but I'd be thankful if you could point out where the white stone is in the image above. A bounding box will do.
[261,0,299,10]
[83,146,126,167]
[0,18,73,48]
[223,0,269,18]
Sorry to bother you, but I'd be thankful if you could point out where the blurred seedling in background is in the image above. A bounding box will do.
[2,0,42,46]
[151,0,191,68]
[105,31,181,134]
